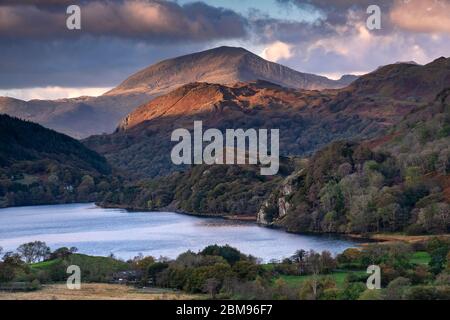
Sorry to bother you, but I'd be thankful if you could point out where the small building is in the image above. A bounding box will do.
[111,270,142,285]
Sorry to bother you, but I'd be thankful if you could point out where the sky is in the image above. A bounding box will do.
[0,0,450,100]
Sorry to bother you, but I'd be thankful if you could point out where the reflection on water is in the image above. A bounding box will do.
[0,203,357,262]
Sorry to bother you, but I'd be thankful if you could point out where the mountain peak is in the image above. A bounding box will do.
[204,45,249,53]
[427,56,449,66]
[105,46,353,96]
[348,56,450,101]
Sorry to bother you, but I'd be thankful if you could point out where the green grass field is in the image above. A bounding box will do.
[269,250,432,290]
[30,259,61,269]
[29,254,129,282]
[275,270,367,289]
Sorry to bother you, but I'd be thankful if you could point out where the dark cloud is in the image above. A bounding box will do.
[0,37,206,89]
[0,0,249,89]
[0,0,248,41]
[277,0,394,11]
[277,0,394,25]
[250,16,335,45]
[1,0,449,91]
[0,0,75,5]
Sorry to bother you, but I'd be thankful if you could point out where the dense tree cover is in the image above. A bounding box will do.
[98,89,450,235]
[1,239,448,300]
[262,90,450,235]
[100,160,293,216]
[0,115,122,208]
[0,115,110,173]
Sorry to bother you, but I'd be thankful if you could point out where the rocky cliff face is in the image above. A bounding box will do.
[257,169,304,225]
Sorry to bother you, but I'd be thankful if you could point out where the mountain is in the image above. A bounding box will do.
[98,88,450,235]
[346,57,450,101]
[106,46,354,96]
[0,115,116,208]
[82,84,404,179]
[117,57,450,131]
[0,47,354,139]
[0,93,151,139]
[84,56,450,180]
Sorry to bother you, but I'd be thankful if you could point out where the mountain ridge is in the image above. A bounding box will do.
[0,46,354,139]
[85,56,450,178]
[106,46,354,96]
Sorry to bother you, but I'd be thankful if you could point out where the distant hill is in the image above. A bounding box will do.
[0,47,354,139]
[0,115,116,208]
[86,79,398,178]
[0,93,151,139]
[346,57,450,101]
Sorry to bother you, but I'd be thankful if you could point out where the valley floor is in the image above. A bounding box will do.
[0,283,203,300]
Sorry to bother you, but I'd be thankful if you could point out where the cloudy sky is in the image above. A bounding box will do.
[1,0,450,100]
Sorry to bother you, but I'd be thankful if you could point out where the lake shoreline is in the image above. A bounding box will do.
[0,203,358,261]
[98,202,379,245]
[97,202,450,247]
[98,202,258,222]
[5,202,448,246]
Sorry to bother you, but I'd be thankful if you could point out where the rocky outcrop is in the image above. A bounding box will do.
[257,169,304,226]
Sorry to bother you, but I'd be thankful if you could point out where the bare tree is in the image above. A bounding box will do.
[203,278,221,299]
[305,250,322,299]
[17,241,51,263]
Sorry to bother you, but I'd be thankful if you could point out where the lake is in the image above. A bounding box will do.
[0,203,358,261]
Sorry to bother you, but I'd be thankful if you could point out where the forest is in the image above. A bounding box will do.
[0,114,121,207]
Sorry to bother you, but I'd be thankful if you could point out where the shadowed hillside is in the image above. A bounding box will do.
[0,115,119,207]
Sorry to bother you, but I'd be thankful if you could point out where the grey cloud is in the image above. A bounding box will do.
[0,37,206,89]
[277,0,394,11]
[252,0,397,48]
[0,0,75,5]
[1,0,449,91]
[277,0,394,25]
[0,0,248,42]
[0,0,249,89]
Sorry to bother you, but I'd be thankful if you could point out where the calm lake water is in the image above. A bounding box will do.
[0,203,357,261]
